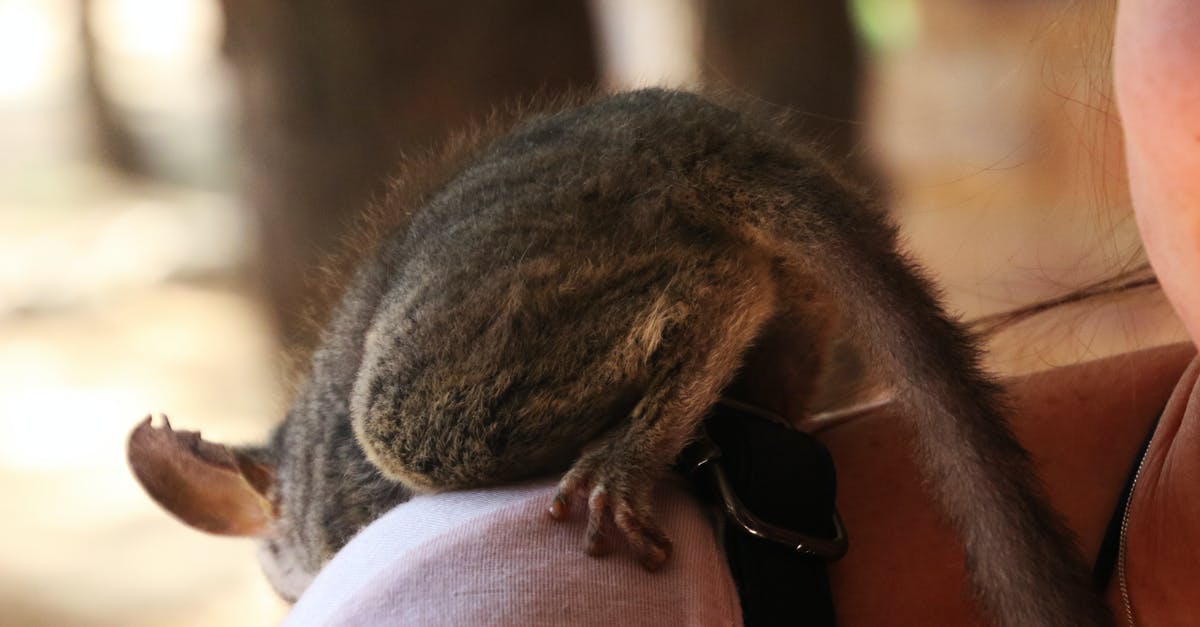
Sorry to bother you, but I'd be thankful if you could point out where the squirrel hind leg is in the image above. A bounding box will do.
[725,273,837,423]
[550,256,778,570]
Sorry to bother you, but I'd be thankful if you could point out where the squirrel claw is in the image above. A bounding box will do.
[550,469,672,571]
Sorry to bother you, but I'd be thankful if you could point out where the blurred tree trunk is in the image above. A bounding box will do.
[700,0,864,167]
[217,1,598,347]
[700,0,870,409]
[79,0,149,178]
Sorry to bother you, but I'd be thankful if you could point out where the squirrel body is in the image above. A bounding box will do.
[129,89,1110,625]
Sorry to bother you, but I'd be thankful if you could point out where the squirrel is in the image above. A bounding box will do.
[128,89,1111,625]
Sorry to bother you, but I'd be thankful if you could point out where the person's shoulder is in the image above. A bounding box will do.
[814,341,1195,626]
[1008,341,1195,423]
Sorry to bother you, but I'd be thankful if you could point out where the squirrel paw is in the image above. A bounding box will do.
[547,448,672,571]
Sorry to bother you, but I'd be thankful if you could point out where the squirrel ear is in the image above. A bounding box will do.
[127,415,276,537]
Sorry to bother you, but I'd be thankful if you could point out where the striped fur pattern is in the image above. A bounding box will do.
[261,90,1109,625]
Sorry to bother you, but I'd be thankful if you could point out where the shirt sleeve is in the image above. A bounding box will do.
[283,478,742,627]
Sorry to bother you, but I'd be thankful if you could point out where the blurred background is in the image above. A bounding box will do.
[0,0,1184,625]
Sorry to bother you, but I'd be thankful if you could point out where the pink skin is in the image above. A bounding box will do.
[1116,0,1200,346]
[1113,1,1200,624]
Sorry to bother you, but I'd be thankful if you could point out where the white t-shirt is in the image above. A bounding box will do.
[284,478,742,626]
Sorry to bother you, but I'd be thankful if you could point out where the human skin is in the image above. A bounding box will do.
[1115,0,1200,347]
